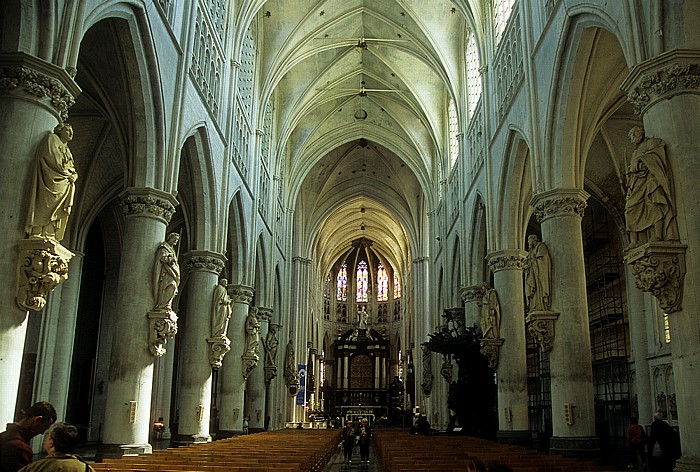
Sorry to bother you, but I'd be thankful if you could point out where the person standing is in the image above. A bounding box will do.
[0,402,57,472]
[341,420,356,463]
[647,412,678,472]
[17,423,94,472]
[357,418,372,463]
[626,417,646,470]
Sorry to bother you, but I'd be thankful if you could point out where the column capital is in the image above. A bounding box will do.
[256,306,273,322]
[487,249,527,272]
[531,188,589,223]
[460,285,485,303]
[292,256,311,266]
[412,256,430,264]
[621,49,700,115]
[182,250,226,275]
[120,187,178,224]
[228,284,254,304]
[0,52,81,122]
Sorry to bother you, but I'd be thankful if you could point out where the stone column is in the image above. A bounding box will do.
[175,251,225,444]
[531,189,598,458]
[0,53,79,425]
[101,188,178,454]
[412,256,431,411]
[33,252,83,421]
[247,306,271,432]
[621,49,700,469]
[487,250,530,444]
[218,284,253,436]
[290,257,311,421]
[460,285,485,329]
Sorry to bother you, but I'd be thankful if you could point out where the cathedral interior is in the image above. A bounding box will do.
[1,0,700,468]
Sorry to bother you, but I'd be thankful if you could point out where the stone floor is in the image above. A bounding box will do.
[322,442,384,472]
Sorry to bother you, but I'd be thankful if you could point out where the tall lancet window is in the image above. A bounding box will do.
[494,0,516,44]
[356,261,368,302]
[337,263,347,301]
[466,30,482,119]
[393,274,401,299]
[377,264,388,302]
[448,99,459,169]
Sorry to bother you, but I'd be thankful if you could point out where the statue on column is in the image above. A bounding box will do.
[17,123,77,311]
[420,343,433,397]
[284,339,300,394]
[244,308,261,357]
[524,235,552,313]
[148,232,180,356]
[624,126,678,247]
[211,278,232,338]
[25,123,78,242]
[263,325,279,384]
[208,278,232,369]
[152,232,181,312]
[479,283,500,339]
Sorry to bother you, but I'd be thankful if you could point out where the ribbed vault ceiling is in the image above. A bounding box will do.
[257,0,481,278]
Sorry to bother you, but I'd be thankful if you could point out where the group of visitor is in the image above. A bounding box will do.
[341,418,372,464]
[626,413,681,472]
[0,401,94,472]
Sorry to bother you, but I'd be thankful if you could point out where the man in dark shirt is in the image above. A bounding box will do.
[0,402,57,472]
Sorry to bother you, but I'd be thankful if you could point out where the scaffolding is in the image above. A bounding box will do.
[583,201,630,452]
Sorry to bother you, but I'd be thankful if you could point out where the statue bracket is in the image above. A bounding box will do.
[525,311,560,352]
[16,237,74,312]
[148,309,178,357]
[625,242,687,313]
[207,335,231,369]
[479,338,505,369]
[241,353,259,380]
[264,365,278,385]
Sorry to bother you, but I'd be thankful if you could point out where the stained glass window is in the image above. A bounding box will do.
[393,273,401,299]
[356,261,368,302]
[377,263,388,301]
[337,263,347,301]
[324,275,331,298]
[494,0,516,45]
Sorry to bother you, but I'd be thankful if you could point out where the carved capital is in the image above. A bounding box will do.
[0,53,80,122]
[228,284,254,304]
[621,49,700,115]
[207,335,231,369]
[625,242,687,313]
[460,285,485,303]
[412,256,430,264]
[531,188,589,223]
[148,309,178,357]
[525,311,560,352]
[182,250,226,274]
[16,238,74,311]
[242,354,259,379]
[487,250,527,272]
[292,256,312,266]
[120,188,178,224]
[479,338,504,369]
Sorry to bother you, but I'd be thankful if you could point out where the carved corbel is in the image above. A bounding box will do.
[479,338,504,369]
[207,336,231,369]
[148,310,178,356]
[525,311,560,352]
[625,242,687,313]
[242,354,259,380]
[16,238,73,311]
[264,364,278,385]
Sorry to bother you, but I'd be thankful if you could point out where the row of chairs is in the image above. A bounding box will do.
[373,430,619,472]
[91,429,341,472]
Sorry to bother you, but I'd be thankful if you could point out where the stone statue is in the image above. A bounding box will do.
[244,308,261,357]
[358,306,369,328]
[524,235,552,312]
[420,343,433,397]
[625,126,678,247]
[284,339,300,388]
[153,232,181,312]
[479,283,500,339]
[263,324,279,370]
[211,278,232,338]
[25,123,78,242]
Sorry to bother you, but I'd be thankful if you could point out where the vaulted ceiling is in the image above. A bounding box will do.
[255,0,483,278]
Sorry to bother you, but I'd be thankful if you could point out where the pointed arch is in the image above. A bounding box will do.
[226,191,248,284]
[467,193,488,284]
